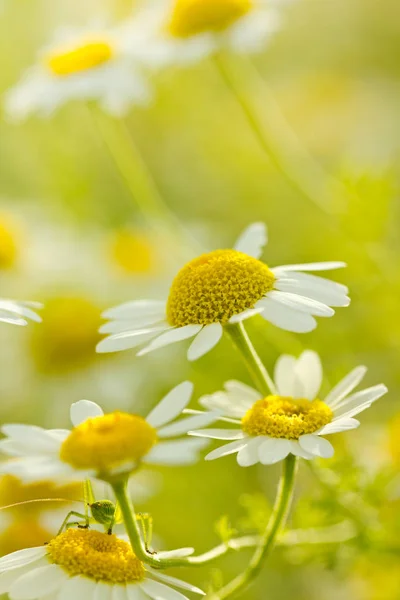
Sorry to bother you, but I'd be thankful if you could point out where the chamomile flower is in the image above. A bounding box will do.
[0,382,215,483]
[0,299,42,326]
[128,0,284,67]
[97,222,350,361]
[4,22,151,120]
[0,529,204,599]
[190,351,388,465]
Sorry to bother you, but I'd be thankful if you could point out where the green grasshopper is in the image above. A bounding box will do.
[0,480,154,551]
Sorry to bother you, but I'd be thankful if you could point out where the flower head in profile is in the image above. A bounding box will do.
[189,351,388,465]
[97,222,350,361]
[128,0,285,67]
[4,22,151,120]
[0,299,42,326]
[0,382,215,483]
[0,529,204,599]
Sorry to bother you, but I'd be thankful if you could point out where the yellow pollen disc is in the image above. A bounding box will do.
[242,396,333,440]
[46,39,113,76]
[47,529,145,583]
[111,229,155,275]
[60,412,157,472]
[167,249,275,327]
[0,218,18,270]
[168,0,252,37]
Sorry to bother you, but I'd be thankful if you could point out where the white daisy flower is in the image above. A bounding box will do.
[189,351,388,466]
[0,382,215,483]
[97,222,350,361]
[127,0,285,68]
[4,22,151,120]
[0,529,204,599]
[0,299,42,326]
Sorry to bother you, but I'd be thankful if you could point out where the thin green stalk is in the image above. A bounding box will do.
[89,107,200,258]
[208,455,298,600]
[226,321,276,396]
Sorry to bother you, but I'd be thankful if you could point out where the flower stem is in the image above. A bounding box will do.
[226,321,276,396]
[89,106,199,258]
[208,455,298,600]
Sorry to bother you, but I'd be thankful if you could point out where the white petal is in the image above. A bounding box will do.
[94,582,113,600]
[274,354,297,396]
[150,571,204,595]
[70,400,104,427]
[126,585,148,600]
[156,548,194,559]
[0,547,46,571]
[237,438,263,466]
[267,291,334,317]
[274,273,350,307]
[189,428,244,440]
[205,439,248,461]
[146,381,194,428]
[288,440,314,459]
[317,418,360,435]
[57,576,97,600]
[102,300,166,320]
[228,307,264,324]
[96,326,169,353]
[258,297,317,333]
[299,435,334,458]
[143,439,208,465]
[324,366,367,408]
[234,222,267,259]
[137,325,202,356]
[0,566,36,594]
[332,384,388,419]
[258,438,290,464]
[157,412,218,438]
[140,579,189,600]
[99,316,166,334]
[224,381,260,402]
[9,564,67,600]
[295,351,322,400]
[0,425,61,455]
[112,585,128,600]
[273,262,346,272]
[199,393,250,419]
[187,323,223,361]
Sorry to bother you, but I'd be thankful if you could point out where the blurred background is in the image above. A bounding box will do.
[0,0,400,598]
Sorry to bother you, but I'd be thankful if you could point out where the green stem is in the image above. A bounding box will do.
[89,106,199,258]
[226,322,276,396]
[208,455,298,600]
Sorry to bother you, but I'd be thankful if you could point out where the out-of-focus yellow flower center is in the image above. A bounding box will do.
[0,475,81,516]
[0,520,50,557]
[0,218,18,270]
[111,229,155,274]
[167,249,274,327]
[388,413,400,465]
[242,396,333,440]
[47,529,145,583]
[60,412,157,473]
[30,297,102,371]
[168,0,252,37]
[46,40,113,76]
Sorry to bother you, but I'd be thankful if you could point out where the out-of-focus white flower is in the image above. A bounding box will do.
[0,382,216,483]
[4,22,152,120]
[125,0,286,68]
[0,299,42,326]
[190,351,388,465]
[97,222,350,361]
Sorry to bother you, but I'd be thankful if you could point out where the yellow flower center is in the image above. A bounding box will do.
[168,0,252,37]
[167,249,274,327]
[47,529,145,583]
[0,520,50,557]
[46,39,113,76]
[388,413,400,465]
[242,396,333,440]
[60,412,157,473]
[111,229,155,275]
[0,217,18,270]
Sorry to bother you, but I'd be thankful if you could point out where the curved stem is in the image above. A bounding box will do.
[226,322,276,396]
[89,106,200,258]
[208,455,298,600]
